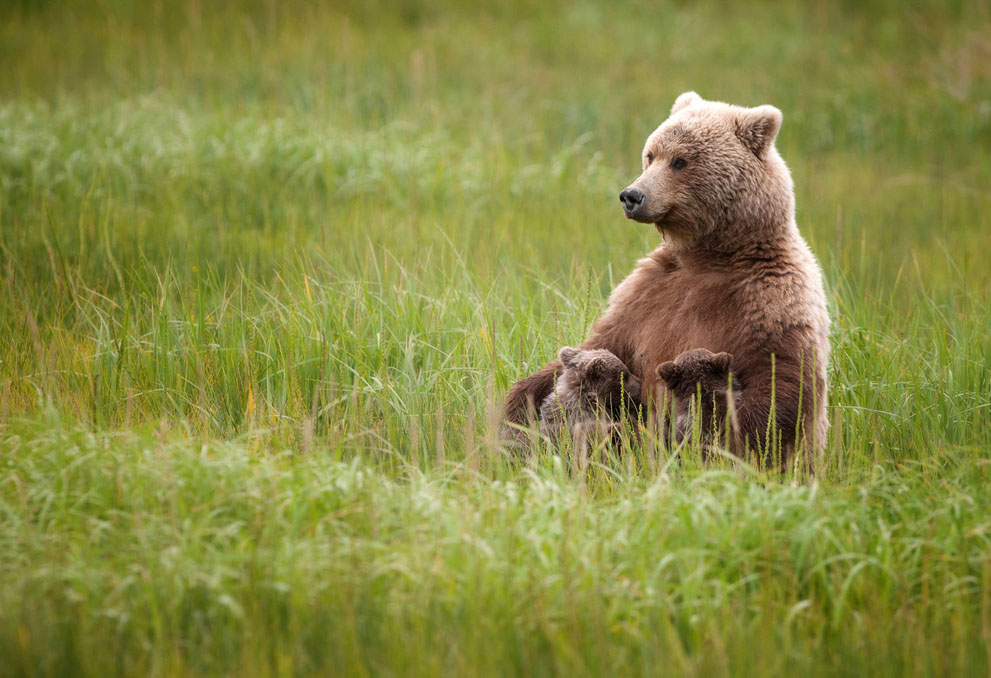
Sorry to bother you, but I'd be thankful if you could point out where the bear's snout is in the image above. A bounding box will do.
[619,188,645,216]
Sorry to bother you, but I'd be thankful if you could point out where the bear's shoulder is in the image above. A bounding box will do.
[726,234,830,343]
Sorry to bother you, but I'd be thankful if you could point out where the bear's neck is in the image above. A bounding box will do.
[668,213,800,260]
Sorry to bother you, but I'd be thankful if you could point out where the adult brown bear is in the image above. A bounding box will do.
[504,92,830,468]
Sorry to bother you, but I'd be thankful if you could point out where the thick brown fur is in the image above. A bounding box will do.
[504,92,830,469]
[656,348,738,446]
[539,347,642,446]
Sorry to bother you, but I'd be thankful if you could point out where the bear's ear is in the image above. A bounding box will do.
[558,346,580,369]
[656,361,680,388]
[712,352,733,373]
[671,91,703,115]
[735,105,782,157]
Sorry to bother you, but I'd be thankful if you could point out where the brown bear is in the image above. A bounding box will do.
[538,346,642,447]
[655,348,738,446]
[505,92,830,469]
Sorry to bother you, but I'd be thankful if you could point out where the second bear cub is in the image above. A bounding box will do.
[656,349,739,445]
[540,347,642,446]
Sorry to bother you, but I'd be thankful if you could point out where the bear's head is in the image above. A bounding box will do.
[619,92,793,248]
[655,348,733,398]
[557,346,642,408]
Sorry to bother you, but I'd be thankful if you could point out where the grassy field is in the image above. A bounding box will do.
[2,0,991,675]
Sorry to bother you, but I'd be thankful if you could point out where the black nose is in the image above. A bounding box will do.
[619,188,645,214]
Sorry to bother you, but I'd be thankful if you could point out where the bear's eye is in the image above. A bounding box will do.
[646,152,654,164]
[671,157,687,170]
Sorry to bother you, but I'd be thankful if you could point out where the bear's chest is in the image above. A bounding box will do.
[635,265,738,334]
[612,263,746,393]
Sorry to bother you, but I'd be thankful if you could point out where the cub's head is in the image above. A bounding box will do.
[558,346,642,404]
[619,91,793,246]
[656,348,733,397]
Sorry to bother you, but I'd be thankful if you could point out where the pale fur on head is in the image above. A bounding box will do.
[623,91,793,253]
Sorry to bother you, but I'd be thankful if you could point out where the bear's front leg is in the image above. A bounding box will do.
[502,360,563,448]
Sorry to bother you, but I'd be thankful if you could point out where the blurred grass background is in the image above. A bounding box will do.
[1,0,990,676]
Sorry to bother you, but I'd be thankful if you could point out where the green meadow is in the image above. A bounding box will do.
[1,0,990,675]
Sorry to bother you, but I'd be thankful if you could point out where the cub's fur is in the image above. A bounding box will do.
[656,348,738,445]
[539,347,642,446]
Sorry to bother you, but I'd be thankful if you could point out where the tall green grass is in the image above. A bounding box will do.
[1,0,990,675]
[2,418,990,676]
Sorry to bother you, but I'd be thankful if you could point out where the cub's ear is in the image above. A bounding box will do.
[735,105,782,157]
[712,352,733,373]
[671,91,703,115]
[584,357,607,379]
[656,361,679,388]
[558,346,580,369]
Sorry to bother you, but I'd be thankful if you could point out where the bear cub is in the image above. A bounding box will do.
[539,347,642,446]
[656,349,740,445]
